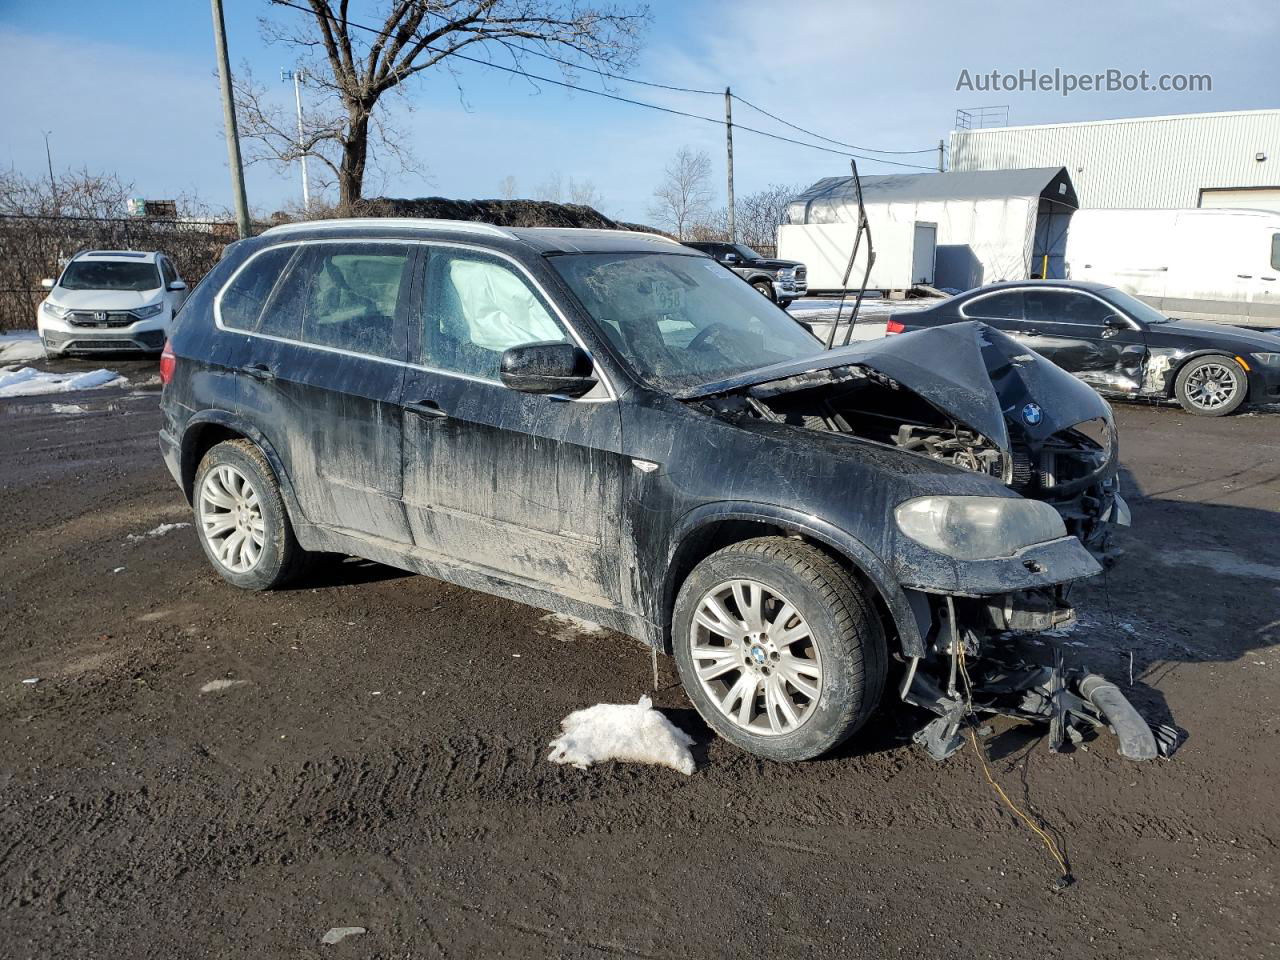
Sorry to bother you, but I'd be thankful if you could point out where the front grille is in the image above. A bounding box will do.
[66,339,139,351]
[794,266,807,282]
[68,311,137,328]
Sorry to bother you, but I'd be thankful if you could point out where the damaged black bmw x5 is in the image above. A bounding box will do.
[160,219,1166,763]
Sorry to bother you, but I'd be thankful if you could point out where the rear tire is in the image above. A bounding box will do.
[672,537,887,762]
[193,439,308,590]
[751,279,776,302]
[1174,355,1247,416]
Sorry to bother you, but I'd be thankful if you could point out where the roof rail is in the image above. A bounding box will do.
[261,217,512,238]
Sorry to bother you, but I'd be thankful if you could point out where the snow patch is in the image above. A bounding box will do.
[548,696,696,775]
[0,330,45,364]
[320,927,366,945]
[539,612,608,641]
[200,679,247,694]
[126,522,190,543]
[0,366,127,398]
[50,403,88,415]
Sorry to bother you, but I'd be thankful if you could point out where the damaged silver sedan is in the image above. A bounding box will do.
[161,221,1167,764]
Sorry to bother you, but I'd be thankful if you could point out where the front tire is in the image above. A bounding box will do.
[193,439,307,590]
[751,279,776,302]
[1174,355,1247,416]
[672,537,887,762]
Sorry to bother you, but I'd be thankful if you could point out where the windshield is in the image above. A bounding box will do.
[549,252,822,393]
[59,260,160,292]
[1097,286,1171,325]
[732,244,764,261]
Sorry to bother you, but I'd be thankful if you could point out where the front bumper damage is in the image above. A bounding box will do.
[900,590,1179,762]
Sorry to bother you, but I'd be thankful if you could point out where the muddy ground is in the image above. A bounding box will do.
[1,357,1277,959]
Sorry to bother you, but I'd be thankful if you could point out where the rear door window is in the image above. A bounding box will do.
[262,243,412,359]
[218,246,295,330]
[1272,233,1279,271]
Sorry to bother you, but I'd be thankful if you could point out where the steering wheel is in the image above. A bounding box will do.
[687,321,730,352]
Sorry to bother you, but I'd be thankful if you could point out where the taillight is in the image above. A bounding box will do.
[159,340,176,385]
[885,318,905,335]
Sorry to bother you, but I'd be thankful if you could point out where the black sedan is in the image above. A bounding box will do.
[888,280,1280,416]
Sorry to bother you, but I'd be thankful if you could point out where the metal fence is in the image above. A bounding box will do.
[0,215,241,332]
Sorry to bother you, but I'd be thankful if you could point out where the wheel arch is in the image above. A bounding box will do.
[1160,349,1248,398]
[180,411,303,521]
[661,502,924,659]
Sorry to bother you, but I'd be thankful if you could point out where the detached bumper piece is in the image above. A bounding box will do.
[902,607,1179,762]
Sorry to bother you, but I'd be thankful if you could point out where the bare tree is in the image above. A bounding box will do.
[735,183,800,253]
[534,171,563,203]
[567,176,603,209]
[0,167,134,219]
[648,146,713,240]
[241,1,648,208]
[497,174,519,199]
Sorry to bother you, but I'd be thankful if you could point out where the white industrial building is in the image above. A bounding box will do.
[949,109,1280,212]
[781,167,1077,291]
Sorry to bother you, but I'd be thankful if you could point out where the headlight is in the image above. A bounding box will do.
[133,303,165,319]
[777,267,795,279]
[895,495,1067,560]
[1251,352,1280,367]
[42,301,72,319]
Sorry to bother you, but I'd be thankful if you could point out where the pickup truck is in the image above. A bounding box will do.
[682,241,807,307]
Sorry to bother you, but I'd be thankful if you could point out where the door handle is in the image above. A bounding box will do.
[1237,274,1253,279]
[405,398,447,418]
[243,363,276,382]
[1023,328,1043,336]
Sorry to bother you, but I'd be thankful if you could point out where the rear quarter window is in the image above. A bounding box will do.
[1272,233,1279,271]
[218,246,295,331]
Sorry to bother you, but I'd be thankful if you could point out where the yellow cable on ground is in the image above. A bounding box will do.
[956,636,1073,885]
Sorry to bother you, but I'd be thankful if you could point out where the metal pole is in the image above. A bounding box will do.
[42,131,56,194]
[938,139,945,172]
[210,0,251,239]
[292,70,311,210]
[724,87,736,243]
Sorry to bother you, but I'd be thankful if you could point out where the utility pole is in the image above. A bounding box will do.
[724,87,736,243]
[210,0,251,239]
[282,68,311,210]
[938,138,945,173]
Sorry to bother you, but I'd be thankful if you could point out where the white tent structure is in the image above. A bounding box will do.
[782,168,1078,292]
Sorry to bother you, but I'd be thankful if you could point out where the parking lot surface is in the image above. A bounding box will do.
[2,364,1277,959]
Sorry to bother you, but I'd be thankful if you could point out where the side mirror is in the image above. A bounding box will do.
[1104,315,1129,330]
[41,278,55,289]
[167,280,188,292]
[500,341,597,398]
[722,253,739,263]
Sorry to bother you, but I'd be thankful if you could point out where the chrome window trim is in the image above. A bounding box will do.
[212,237,618,402]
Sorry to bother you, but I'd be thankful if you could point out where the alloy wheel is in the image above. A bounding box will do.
[198,464,265,573]
[689,578,822,736]
[1184,361,1239,411]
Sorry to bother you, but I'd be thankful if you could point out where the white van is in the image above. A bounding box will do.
[1065,208,1280,328]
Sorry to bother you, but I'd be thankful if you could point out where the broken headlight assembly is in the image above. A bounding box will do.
[895,496,1066,560]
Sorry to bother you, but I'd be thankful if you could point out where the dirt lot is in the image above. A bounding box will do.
[2,358,1277,959]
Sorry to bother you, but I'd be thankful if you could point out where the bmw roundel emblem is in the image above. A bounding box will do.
[1022,402,1044,426]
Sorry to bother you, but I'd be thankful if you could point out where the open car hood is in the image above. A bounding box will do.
[684,321,1113,453]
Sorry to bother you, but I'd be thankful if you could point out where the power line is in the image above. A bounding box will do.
[269,0,939,171]
[492,38,722,97]
[730,92,938,156]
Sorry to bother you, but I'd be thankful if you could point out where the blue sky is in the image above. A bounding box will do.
[1,0,1276,222]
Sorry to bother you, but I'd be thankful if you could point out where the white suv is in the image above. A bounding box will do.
[37,250,189,355]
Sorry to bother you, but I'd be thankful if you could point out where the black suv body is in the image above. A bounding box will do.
[160,219,1161,762]
[681,241,807,306]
